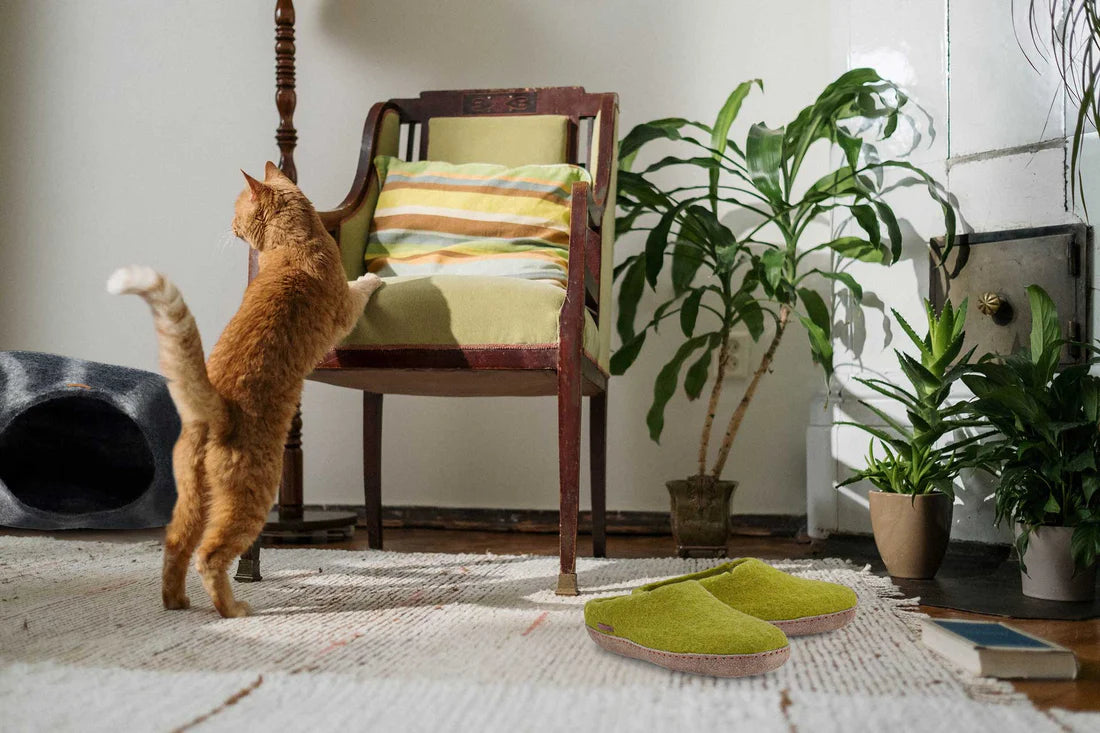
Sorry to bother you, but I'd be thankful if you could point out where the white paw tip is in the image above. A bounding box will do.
[107,266,158,295]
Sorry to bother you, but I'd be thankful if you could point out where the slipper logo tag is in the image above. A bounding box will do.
[597,623,615,633]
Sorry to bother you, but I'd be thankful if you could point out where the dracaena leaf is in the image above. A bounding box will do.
[746,123,785,203]
[646,335,711,441]
[610,331,646,376]
[616,255,646,343]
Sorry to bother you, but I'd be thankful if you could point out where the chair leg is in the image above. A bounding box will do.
[234,536,263,583]
[556,361,582,596]
[363,392,383,550]
[590,389,607,558]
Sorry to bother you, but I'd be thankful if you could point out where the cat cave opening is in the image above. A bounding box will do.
[0,394,155,515]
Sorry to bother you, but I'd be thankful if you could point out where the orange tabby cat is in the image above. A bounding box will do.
[108,162,381,617]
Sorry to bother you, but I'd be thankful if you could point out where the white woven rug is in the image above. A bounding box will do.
[0,537,1095,732]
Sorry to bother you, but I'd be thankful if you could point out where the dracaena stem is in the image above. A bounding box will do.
[698,332,732,476]
[711,304,792,477]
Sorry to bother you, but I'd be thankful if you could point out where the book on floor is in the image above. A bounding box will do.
[920,618,1078,680]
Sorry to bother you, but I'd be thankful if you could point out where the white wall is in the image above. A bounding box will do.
[0,1,840,515]
[810,0,1085,542]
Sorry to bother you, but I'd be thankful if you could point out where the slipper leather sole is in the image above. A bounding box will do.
[586,626,790,677]
[769,606,857,636]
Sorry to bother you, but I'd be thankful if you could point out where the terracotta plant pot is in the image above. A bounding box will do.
[1016,524,1098,602]
[868,490,953,579]
[667,476,737,558]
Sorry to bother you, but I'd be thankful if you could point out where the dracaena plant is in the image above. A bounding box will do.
[962,285,1100,571]
[612,68,956,480]
[837,299,991,497]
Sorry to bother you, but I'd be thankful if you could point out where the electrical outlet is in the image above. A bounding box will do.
[726,331,751,380]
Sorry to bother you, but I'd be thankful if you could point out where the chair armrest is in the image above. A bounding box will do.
[566,182,600,306]
[586,94,618,227]
[317,101,401,235]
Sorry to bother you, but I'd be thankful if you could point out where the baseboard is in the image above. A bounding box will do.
[305,504,807,538]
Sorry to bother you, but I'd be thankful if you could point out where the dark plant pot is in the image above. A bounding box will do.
[667,475,737,558]
[868,490,953,579]
[1016,524,1098,602]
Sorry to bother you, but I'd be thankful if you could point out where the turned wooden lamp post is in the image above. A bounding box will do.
[235,0,358,583]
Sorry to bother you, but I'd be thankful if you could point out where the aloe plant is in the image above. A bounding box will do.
[962,285,1100,570]
[838,299,990,497]
[613,69,956,480]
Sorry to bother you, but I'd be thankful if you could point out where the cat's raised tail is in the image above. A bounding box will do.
[107,266,228,429]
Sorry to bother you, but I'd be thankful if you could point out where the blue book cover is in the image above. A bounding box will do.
[931,620,1055,649]
[921,618,1077,679]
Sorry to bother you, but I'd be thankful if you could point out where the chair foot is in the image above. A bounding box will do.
[555,572,579,596]
[234,538,262,583]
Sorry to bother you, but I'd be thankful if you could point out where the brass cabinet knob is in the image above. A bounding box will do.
[978,292,1003,317]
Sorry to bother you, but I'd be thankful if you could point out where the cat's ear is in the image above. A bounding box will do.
[241,170,268,201]
[264,161,286,181]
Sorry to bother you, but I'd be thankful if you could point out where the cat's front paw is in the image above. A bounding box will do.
[351,273,384,299]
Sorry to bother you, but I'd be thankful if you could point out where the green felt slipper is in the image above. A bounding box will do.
[583,580,790,677]
[635,559,858,636]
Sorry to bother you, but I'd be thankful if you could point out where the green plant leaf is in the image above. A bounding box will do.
[680,289,704,337]
[873,160,956,260]
[823,236,885,263]
[1026,284,1061,375]
[797,287,831,338]
[746,123,785,203]
[873,200,903,263]
[646,335,711,441]
[684,340,716,400]
[849,204,882,255]
[798,314,834,379]
[645,202,690,286]
[711,80,762,157]
[610,330,646,376]
[710,79,762,208]
[891,308,931,361]
[760,248,787,292]
[810,269,863,302]
[671,242,707,294]
[619,118,703,171]
[732,291,765,340]
[616,255,646,342]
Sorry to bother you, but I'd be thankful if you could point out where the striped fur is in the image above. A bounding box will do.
[365,156,590,286]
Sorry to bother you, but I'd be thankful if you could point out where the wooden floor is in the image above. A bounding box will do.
[3,526,1097,712]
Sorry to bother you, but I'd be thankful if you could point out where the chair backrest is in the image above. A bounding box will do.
[334,87,618,369]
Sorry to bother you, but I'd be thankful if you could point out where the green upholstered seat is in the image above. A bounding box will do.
[341,274,600,358]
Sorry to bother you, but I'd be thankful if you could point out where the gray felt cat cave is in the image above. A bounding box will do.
[0,351,180,529]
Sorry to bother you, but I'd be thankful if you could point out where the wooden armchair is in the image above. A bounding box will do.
[302,87,618,595]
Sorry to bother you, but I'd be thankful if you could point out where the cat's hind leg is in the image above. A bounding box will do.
[161,425,208,610]
[194,452,277,618]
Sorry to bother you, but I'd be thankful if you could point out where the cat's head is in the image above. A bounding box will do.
[232,162,316,251]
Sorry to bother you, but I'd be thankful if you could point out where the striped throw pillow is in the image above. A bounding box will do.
[365,156,591,287]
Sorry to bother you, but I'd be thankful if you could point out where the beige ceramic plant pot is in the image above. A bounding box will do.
[1017,524,1098,602]
[667,476,737,559]
[868,491,953,579]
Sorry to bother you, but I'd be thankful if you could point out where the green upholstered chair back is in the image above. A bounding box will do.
[335,88,618,368]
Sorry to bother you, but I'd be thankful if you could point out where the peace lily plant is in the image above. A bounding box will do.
[612,69,956,553]
[963,286,1100,601]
